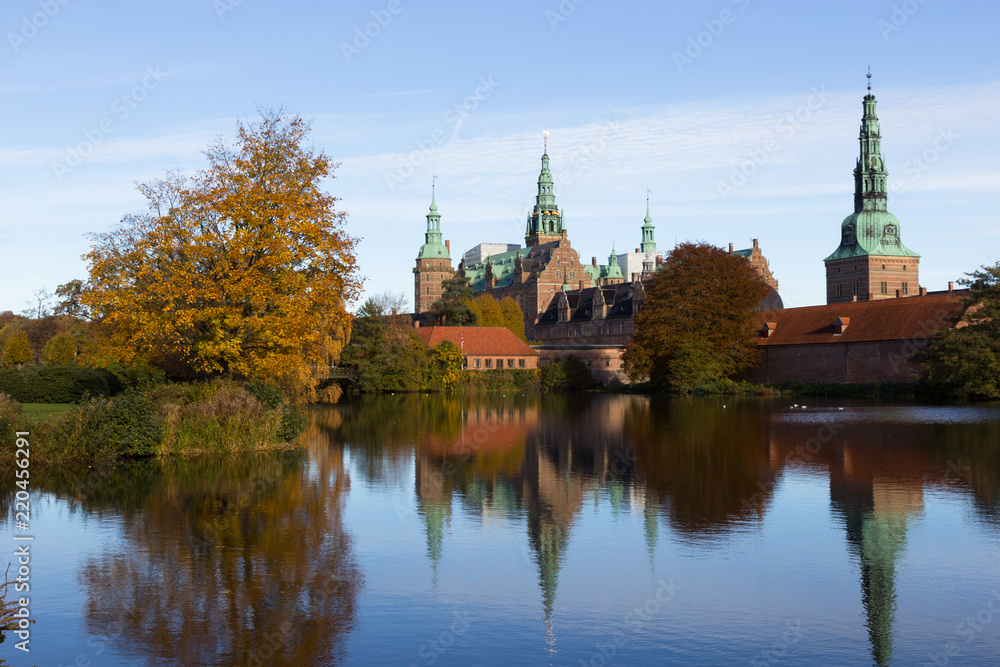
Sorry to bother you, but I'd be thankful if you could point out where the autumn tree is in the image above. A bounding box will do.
[425,340,463,391]
[917,261,1000,398]
[82,110,360,399]
[469,294,526,341]
[42,332,78,364]
[430,277,477,326]
[3,331,33,368]
[622,242,768,391]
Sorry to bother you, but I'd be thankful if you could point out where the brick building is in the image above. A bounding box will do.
[414,325,540,371]
[413,186,453,313]
[825,77,920,304]
[741,288,967,384]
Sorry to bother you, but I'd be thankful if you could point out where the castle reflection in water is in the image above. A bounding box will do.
[324,394,1000,666]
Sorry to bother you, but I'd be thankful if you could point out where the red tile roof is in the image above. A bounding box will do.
[755,291,968,346]
[415,326,539,356]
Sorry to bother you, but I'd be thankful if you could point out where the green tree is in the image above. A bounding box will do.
[340,315,427,392]
[916,261,1000,398]
[425,340,463,391]
[3,331,33,368]
[430,277,478,326]
[622,242,768,391]
[82,110,360,399]
[42,332,77,364]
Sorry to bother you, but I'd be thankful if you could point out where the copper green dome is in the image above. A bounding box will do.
[825,210,919,260]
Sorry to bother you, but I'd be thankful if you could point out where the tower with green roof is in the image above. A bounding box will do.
[525,148,565,246]
[413,182,453,313]
[825,73,920,304]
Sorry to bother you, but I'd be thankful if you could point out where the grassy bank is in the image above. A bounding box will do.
[0,380,305,466]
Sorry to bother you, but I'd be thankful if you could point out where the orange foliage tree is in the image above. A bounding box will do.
[622,242,768,390]
[83,110,361,398]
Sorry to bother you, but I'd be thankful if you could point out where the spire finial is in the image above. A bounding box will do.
[867,66,872,92]
[543,128,549,155]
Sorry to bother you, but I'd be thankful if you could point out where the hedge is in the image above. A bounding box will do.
[0,364,117,403]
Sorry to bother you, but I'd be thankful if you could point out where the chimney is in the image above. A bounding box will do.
[635,248,640,253]
[579,280,586,290]
[631,273,639,282]
[852,295,858,302]
[592,257,598,268]
[445,240,450,253]
[728,243,734,253]
[919,287,927,296]
[655,255,663,267]
[948,281,954,291]
[413,320,421,329]
[896,289,901,298]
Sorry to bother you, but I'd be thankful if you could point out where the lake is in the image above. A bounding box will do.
[3,394,999,666]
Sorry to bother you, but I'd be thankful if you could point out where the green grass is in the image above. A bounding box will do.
[21,403,75,421]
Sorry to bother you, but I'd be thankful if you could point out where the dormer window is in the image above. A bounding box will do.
[835,316,850,335]
[761,322,777,338]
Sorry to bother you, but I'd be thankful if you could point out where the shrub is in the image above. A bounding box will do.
[47,391,162,460]
[245,381,286,410]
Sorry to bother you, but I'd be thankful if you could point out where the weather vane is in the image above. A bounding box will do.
[543,128,549,152]
[647,187,652,202]
[867,66,872,91]
[432,173,437,190]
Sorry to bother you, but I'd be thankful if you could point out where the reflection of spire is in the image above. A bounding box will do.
[643,504,659,570]
[832,478,921,666]
[415,453,453,587]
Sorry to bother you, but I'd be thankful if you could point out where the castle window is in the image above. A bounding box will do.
[485,358,492,368]
[519,359,526,368]
[902,282,909,295]
[426,287,429,295]
[880,281,887,295]
[853,282,858,296]
[837,284,843,297]
[507,359,514,368]
[475,359,481,368]
[882,264,886,270]
[496,358,503,368]
[903,265,907,271]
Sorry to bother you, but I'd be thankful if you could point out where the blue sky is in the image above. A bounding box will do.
[1,0,998,311]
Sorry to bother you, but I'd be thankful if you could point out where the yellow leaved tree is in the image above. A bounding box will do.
[83,110,361,400]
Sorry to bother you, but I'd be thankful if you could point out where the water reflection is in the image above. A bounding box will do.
[42,431,361,666]
[325,395,1000,666]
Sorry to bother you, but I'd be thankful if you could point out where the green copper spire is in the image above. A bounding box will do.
[417,180,450,260]
[825,75,919,262]
[606,241,623,279]
[855,69,888,213]
[641,191,656,254]
[525,139,564,246]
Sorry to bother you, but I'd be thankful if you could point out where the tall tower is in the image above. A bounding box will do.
[525,144,565,247]
[825,72,919,304]
[413,183,453,313]
[640,194,656,254]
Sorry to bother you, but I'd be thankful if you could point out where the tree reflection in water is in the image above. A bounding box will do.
[72,428,361,666]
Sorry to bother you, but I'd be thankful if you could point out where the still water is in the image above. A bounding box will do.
[3,394,1000,666]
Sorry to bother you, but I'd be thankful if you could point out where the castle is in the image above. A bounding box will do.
[413,148,781,343]
[413,78,947,383]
